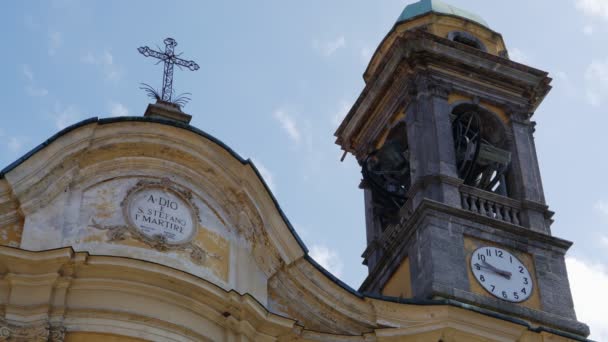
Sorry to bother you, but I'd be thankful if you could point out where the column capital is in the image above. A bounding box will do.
[505,104,533,124]
[411,74,452,99]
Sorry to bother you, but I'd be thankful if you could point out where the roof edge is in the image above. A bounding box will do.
[0,115,308,254]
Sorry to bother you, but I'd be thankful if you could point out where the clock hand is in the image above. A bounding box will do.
[481,260,512,279]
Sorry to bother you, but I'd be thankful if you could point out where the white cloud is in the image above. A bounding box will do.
[23,14,37,30]
[48,31,62,56]
[509,48,528,64]
[22,65,34,81]
[26,86,49,97]
[7,137,23,153]
[583,24,594,35]
[83,50,121,81]
[109,102,129,117]
[251,159,276,193]
[586,90,602,106]
[586,59,608,83]
[22,65,48,97]
[360,46,372,63]
[584,59,608,106]
[313,36,346,57]
[566,257,608,341]
[600,235,608,248]
[554,71,577,97]
[331,101,351,128]
[310,245,344,278]
[594,199,608,218]
[575,0,608,20]
[273,109,301,144]
[53,104,82,129]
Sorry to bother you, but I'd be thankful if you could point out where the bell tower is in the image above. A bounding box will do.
[335,0,589,337]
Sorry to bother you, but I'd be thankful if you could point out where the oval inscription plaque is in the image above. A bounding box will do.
[125,187,196,244]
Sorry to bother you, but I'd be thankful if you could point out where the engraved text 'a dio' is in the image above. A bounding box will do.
[127,187,196,245]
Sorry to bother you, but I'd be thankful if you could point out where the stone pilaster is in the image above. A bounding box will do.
[405,75,461,209]
[508,108,551,233]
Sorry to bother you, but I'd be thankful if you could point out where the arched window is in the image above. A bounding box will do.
[451,104,510,195]
[447,31,487,52]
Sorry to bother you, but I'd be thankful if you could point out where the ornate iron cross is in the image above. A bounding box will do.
[138,38,199,103]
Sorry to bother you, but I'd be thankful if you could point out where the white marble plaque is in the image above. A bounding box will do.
[126,187,196,244]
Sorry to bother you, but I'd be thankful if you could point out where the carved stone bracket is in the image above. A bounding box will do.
[49,326,65,342]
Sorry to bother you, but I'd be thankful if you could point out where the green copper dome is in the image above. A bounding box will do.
[396,0,489,28]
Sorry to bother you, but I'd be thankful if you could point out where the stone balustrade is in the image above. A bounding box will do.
[460,185,521,226]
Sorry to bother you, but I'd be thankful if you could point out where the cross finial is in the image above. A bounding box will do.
[138,38,199,107]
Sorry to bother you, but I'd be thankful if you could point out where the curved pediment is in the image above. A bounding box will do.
[0,116,305,304]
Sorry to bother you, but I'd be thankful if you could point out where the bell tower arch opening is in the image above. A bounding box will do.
[362,122,411,240]
[451,103,511,196]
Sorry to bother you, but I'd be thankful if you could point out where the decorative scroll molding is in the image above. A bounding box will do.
[49,326,65,342]
[0,320,59,342]
[89,178,221,265]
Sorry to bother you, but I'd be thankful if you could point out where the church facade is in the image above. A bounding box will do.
[0,1,591,341]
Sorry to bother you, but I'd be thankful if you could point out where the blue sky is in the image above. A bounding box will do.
[1,0,608,339]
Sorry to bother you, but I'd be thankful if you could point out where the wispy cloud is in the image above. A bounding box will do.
[313,36,346,57]
[584,59,608,106]
[83,50,121,81]
[0,129,28,155]
[594,199,608,218]
[554,71,577,98]
[21,64,48,97]
[309,244,344,278]
[22,65,34,81]
[26,86,49,97]
[360,46,372,63]
[566,257,608,341]
[331,101,351,128]
[48,31,62,56]
[251,158,276,193]
[508,47,528,64]
[23,14,38,30]
[109,102,129,117]
[7,137,24,153]
[53,104,82,129]
[583,24,594,35]
[273,109,301,144]
[575,0,608,20]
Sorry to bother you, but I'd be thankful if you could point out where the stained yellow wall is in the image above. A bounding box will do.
[425,16,506,55]
[0,221,22,247]
[448,93,509,124]
[381,256,412,298]
[366,13,509,82]
[66,332,149,342]
[463,236,541,310]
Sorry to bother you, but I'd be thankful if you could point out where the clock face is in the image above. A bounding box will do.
[470,246,533,302]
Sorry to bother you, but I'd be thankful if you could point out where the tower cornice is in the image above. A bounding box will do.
[335,30,551,160]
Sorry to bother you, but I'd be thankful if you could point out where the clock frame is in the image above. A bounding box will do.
[470,246,533,303]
